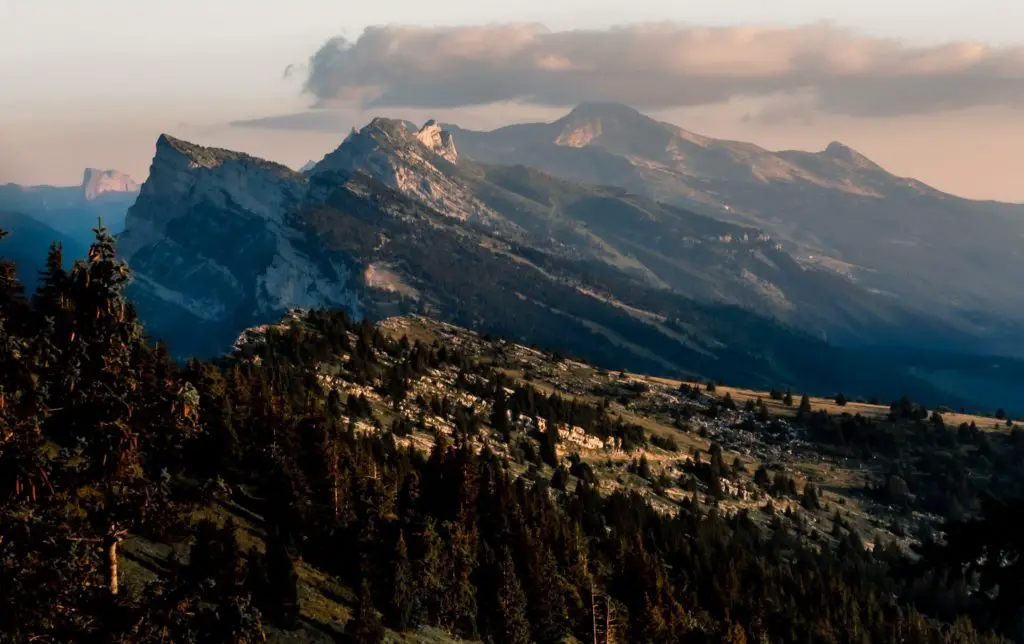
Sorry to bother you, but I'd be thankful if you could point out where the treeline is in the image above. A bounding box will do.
[1,227,1019,642]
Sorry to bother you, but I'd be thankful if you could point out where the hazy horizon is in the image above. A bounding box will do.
[3,0,1024,202]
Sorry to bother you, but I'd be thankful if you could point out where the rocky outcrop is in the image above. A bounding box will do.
[312,118,496,224]
[120,134,363,355]
[82,168,139,200]
[414,120,458,162]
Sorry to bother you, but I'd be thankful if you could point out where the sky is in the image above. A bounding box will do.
[1,0,1023,201]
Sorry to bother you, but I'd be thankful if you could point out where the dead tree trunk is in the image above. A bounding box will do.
[104,534,120,596]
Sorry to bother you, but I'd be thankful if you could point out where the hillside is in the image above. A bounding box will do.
[167,309,1024,640]
[447,103,1024,356]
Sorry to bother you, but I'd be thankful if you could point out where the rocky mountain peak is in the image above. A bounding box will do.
[822,141,881,171]
[415,120,458,163]
[81,168,139,200]
[359,117,416,144]
[312,117,493,223]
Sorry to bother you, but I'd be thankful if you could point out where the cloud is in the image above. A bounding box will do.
[231,109,353,132]
[299,23,1024,120]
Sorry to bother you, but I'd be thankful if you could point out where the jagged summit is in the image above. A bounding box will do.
[331,118,458,164]
[414,119,458,163]
[310,116,486,222]
[315,118,460,174]
[81,168,138,200]
[360,117,413,141]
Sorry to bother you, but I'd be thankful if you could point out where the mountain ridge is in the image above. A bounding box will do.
[113,125,1014,410]
[445,103,1024,355]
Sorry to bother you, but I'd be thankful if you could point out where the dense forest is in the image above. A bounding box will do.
[1,226,1021,642]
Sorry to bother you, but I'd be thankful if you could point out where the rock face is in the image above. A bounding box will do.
[414,120,458,162]
[82,168,139,200]
[120,134,363,355]
[312,118,496,224]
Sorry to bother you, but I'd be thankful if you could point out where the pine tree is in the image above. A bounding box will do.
[351,579,385,644]
[539,421,559,467]
[0,227,27,315]
[388,530,417,629]
[58,224,174,598]
[495,548,531,644]
[440,518,479,638]
[414,518,445,626]
[527,546,570,643]
[264,529,301,629]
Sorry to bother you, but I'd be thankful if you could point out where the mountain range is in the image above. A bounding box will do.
[0,169,140,287]
[3,104,1021,409]
[109,113,1024,411]
[447,103,1024,356]
[0,168,139,279]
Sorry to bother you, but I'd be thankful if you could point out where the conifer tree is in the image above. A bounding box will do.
[57,224,176,598]
[440,518,479,638]
[0,227,26,315]
[264,528,301,629]
[388,530,417,629]
[527,545,570,643]
[351,579,385,644]
[414,518,445,626]
[495,548,531,644]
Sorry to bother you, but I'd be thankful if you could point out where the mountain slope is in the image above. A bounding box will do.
[118,130,969,406]
[446,103,1024,355]
[311,118,944,347]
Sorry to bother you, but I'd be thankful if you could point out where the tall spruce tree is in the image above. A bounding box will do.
[388,530,417,629]
[264,528,301,630]
[350,579,385,644]
[58,224,163,597]
[495,547,531,644]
